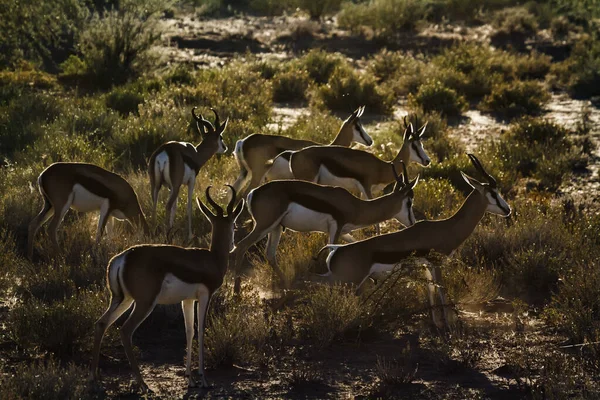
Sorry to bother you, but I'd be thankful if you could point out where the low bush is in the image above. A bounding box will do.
[9,290,106,357]
[480,80,549,118]
[205,287,271,367]
[311,65,394,114]
[296,0,343,19]
[272,68,311,103]
[492,7,539,37]
[551,35,600,99]
[338,0,429,36]
[0,359,93,400]
[408,80,467,117]
[294,49,346,84]
[281,110,342,144]
[105,85,145,116]
[413,178,462,220]
[297,284,366,348]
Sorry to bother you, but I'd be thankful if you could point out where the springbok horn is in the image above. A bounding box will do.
[205,186,223,216]
[225,184,236,215]
[468,154,497,188]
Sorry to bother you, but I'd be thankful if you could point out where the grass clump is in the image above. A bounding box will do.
[0,359,93,400]
[295,49,346,84]
[105,85,146,116]
[311,65,394,114]
[480,80,549,119]
[413,178,462,220]
[551,35,600,99]
[296,0,343,19]
[409,80,467,117]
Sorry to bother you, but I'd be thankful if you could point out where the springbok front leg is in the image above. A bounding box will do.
[265,225,286,288]
[196,288,211,388]
[182,299,196,387]
[186,180,196,241]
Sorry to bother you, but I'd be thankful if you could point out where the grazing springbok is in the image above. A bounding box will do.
[27,162,149,259]
[148,107,228,239]
[321,154,511,327]
[287,116,430,199]
[232,106,373,201]
[91,186,244,392]
[232,162,419,288]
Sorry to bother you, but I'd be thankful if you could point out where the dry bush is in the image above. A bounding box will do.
[0,359,93,400]
[480,80,550,119]
[408,80,467,117]
[413,178,462,220]
[338,0,429,36]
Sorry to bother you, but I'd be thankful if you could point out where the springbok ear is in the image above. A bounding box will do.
[403,126,411,142]
[196,197,215,221]
[460,171,484,190]
[409,175,420,189]
[357,105,365,118]
[232,199,245,220]
[219,117,229,133]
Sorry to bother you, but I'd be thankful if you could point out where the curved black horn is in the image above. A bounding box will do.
[210,107,220,128]
[467,154,497,188]
[205,186,223,216]
[225,184,236,215]
[191,107,202,121]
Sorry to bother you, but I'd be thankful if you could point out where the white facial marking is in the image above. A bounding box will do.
[486,190,511,216]
[409,140,431,166]
[353,122,373,146]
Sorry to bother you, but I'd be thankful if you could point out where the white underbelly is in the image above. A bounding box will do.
[70,184,106,212]
[317,166,366,197]
[281,202,334,233]
[262,156,293,183]
[156,273,210,305]
[368,263,399,279]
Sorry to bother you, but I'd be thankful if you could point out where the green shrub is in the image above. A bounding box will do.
[311,65,394,114]
[281,110,342,143]
[9,290,106,357]
[551,36,600,99]
[272,68,311,103]
[105,85,145,115]
[297,284,366,348]
[338,0,429,36]
[413,178,462,220]
[294,49,346,84]
[492,7,539,36]
[480,80,549,118]
[296,0,343,19]
[514,52,552,80]
[76,0,163,87]
[0,359,92,400]
[0,93,64,158]
[408,80,467,117]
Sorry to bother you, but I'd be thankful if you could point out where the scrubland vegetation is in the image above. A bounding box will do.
[1,0,599,398]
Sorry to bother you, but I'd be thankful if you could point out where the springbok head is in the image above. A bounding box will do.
[192,107,229,154]
[461,154,511,217]
[344,105,373,146]
[390,161,419,227]
[196,185,244,251]
[402,115,431,167]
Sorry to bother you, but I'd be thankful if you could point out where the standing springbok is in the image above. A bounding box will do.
[232,162,419,287]
[321,154,511,327]
[27,162,149,259]
[287,116,430,200]
[149,107,228,239]
[232,106,373,201]
[91,186,244,392]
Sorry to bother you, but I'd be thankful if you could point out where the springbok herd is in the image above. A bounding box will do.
[27,106,511,391]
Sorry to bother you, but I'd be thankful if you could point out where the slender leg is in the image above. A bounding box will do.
[90,297,134,381]
[27,198,54,259]
[265,225,286,287]
[47,193,73,252]
[151,177,162,221]
[231,170,250,204]
[423,264,444,329]
[166,187,180,229]
[364,187,381,235]
[433,265,452,327]
[182,299,196,386]
[187,180,195,241]
[96,200,111,243]
[196,291,211,388]
[120,300,157,393]
[355,273,372,294]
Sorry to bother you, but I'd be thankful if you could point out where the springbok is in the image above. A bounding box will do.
[232,106,373,201]
[287,116,430,200]
[148,107,228,239]
[27,162,149,259]
[232,162,419,287]
[321,154,510,327]
[91,186,244,392]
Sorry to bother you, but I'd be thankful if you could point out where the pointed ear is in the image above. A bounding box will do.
[196,197,215,221]
[357,105,365,118]
[460,171,484,190]
[219,117,229,133]
[417,121,428,138]
[403,126,411,142]
[409,175,420,189]
[232,199,245,220]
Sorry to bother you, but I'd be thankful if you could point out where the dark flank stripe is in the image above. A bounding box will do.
[288,192,345,223]
[320,158,368,184]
